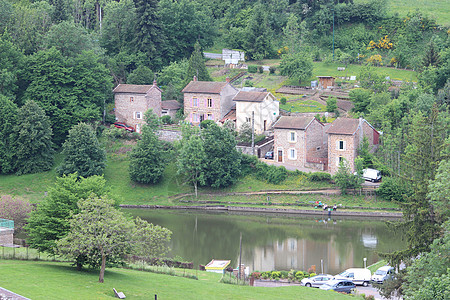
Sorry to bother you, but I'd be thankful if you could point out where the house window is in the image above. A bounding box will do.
[135,111,142,119]
[316,146,321,151]
[130,97,134,102]
[336,156,345,166]
[207,113,213,120]
[288,148,297,160]
[337,140,345,150]
[193,97,198,107]
[192,113,199,123]
[288,131,296,143]
[246,117,251,123]
[207,98,213,108]
[136,124,140,133]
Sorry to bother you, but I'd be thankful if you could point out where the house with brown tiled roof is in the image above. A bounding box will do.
[273,116,327,170]
[161,100,181,119]
[182,76,238,125]
[113,81,162,133]
[327,117,380,174]
[233,90,279,134]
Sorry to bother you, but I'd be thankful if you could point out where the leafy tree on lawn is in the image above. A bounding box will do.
[279,52,313,85]
[57,122,106,177]
[332,157,363,194]
[326,96,337,113]
[129,110,167,184]
[177,132,206,197]
[184,42,212,85]
[57,196,172,282]
[201,123,241,188]
[358,66,389,94]
[26,174,108,264]
[0,95,18,174]
[57,196,135,283]
[349,88,373,114]
[127,65,154,85]
[12,100,54,175]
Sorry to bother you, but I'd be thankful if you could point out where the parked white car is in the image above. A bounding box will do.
[334,268,372,286]
[300,274,334,288]
[371,266,394,284]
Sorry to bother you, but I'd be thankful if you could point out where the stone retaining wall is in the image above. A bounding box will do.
[156,130,182,142]
[0,229,14,246]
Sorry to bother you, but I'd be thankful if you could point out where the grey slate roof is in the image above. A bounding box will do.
[233,91,269,102]
[113,84,154,94]
[274,116,316,130]
[182,81,228,94]
[161,100,181,110]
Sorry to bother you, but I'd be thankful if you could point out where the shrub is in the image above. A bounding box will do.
[309,172,332,182]
[280,97,287,105]
[199,120,215,129]
[280,270,289,279]
[309,272,317,277]
[248,65,258,73]
[377,177,411,202]
[251,271,261,279]
[266,165,288,184]
[244,80,254,87]
[271,271,281,280]
[240,154,259,176]
[258,66,264,73]
[295,271,305,281]
[161,115,173,125]
[269,66,276,74]
[261,271,271,279]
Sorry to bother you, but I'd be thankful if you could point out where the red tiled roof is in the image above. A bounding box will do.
[274,116,316,130]
[326,118,360,135]
[182,81,228,94]
[113,84,155,94]
[161,100,181,110]
[233,91,269,102]
[219,107,236,123]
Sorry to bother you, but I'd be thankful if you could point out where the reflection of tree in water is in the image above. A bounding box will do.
[124,209,405,271]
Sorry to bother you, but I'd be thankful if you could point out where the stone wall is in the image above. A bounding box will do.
[328,133,358,175]
[0,229,14,246]
[156,130,182,142]
[184,93,222,125]
[274,128,306,167]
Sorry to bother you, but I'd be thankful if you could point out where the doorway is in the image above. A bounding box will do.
[278,150,283,162]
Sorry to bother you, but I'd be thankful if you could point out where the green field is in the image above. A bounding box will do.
[0,260,354,300]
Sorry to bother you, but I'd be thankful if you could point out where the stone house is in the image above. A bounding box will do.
[326,118,380,175]
[233,91,279,134]
[113,81,162,133]
[161,100,181,119]
[273,116,327,170]
[182,76,238,126]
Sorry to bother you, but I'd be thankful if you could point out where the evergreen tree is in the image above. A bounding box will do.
[201,123,241,188]
[422,41,441,68]
[243,4,274,60]
[58,123,106,177]
[12,100,54,175]
[133,0,165,69]
[184,42,212,84]
[129,111,167,184]
[0,95,18,174]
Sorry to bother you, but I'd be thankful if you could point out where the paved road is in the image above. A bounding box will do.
[0,287,30,300]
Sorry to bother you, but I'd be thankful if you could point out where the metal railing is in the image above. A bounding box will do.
[0,218,14,229]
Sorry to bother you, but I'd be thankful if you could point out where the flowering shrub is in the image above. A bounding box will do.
[277,46,289,57]
[366,55,383,66]
[271,271,281,280]
[295,271,305,281]
[367,35,393,50]
[0,195,33,232]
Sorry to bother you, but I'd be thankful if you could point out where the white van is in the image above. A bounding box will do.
[334,268,372,286]
[371,266,394,284]
[362,168,382,182]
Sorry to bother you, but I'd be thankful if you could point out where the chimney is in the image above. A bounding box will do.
[359,117,364,143]
[193,76,197,82]
[153,79,157,86]
[226,77,230,83]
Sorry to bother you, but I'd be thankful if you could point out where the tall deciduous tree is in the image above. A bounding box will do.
[127,65,154,85]
[177,132,206,197]
[12,100,54,175]
[279,52,313,85]
[58,122,106,177]
[184,42,212,85]
[57,196,135,283]
[0,32,24,99]
[44,21,93,58]
[243,3,274,60]
[26,174,109,257]
[0,95,18,174]
[201,124,241,188]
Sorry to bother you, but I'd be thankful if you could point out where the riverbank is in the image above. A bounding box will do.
[120,204,402,218]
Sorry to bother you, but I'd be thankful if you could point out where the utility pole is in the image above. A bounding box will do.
[238,232,242,281]
[332,8,335,60]
[251,111,255,156]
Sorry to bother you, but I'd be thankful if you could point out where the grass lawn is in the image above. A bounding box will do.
[0,260,353,300]
[280,98,326,113]
[367,260,387,273]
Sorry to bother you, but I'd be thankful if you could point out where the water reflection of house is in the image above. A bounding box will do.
[249,234,355,275]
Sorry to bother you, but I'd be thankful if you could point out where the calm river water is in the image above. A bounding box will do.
[124,208,405,275]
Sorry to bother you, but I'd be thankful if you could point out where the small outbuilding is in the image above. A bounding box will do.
[317,76,336,89]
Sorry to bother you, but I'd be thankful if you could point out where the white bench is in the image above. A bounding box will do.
[113,288,126,299]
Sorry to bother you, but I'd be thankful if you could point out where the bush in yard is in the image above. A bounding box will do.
[248,65,258,73]
[280,270,289,279]
[251,272,261,279]
[266,165,288,184]
[308,172,331,182]
[295,271,305,281]
[280,97,287,105]
[240,154,259,177]
[377,176,411,202]
[0,195,33,232]
[271,271,281,280]
[261,271,271,279]
[258,66,263,73]
[309,272,317,277]
[161,115,173,125]
[269,66,276,74]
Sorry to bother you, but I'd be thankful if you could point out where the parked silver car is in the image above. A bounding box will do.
[300,274,334,288]
[319,279,356,294]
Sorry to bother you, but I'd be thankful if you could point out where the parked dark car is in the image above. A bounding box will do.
[264,151,274,159]
[113,122,134,132]
[319,279,356,294]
